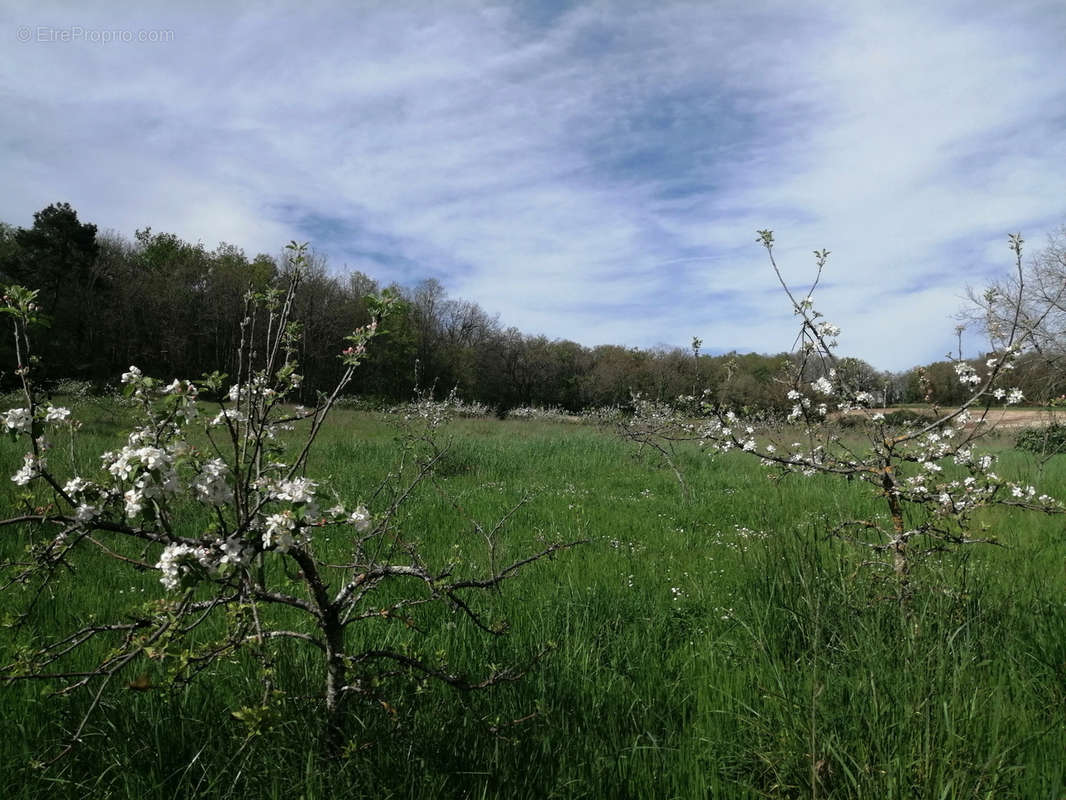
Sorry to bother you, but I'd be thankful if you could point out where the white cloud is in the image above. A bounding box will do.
[1,0,1064,370]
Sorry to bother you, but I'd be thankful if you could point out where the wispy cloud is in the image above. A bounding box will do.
[2,0,1064,370]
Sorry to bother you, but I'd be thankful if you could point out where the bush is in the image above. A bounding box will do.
[1016,423,1066,455]
[880,408,938,427]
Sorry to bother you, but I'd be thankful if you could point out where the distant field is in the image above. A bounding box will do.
[2,400,1066,799]
[862,405,1064,429]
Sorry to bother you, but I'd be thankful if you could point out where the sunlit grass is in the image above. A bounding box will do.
[2,400,1065,798]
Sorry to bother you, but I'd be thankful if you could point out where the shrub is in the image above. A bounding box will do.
[1016,423,1066,455]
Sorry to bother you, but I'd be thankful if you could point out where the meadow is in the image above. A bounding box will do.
[2,400,1066,799]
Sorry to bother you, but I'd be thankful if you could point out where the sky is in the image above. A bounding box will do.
[2,1,1065,372]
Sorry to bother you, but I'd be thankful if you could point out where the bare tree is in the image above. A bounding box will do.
[965,224,1066,402]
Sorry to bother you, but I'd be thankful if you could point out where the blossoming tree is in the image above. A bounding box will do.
[624,232,1062,591]
[0,243,570,760]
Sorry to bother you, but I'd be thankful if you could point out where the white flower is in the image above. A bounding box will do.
[138,447,168,471]
[349,506,372,531]
[3,407,32,433]
[64,476,90,495]
[1007,388,1024,405]
[263,511,298,553]
[275,477,316,504]
[218,538,248,567]
[163,379,197,396]
[11,453,42,485]
[43,405,71,423]
[74,503,99,523]
[211,408,247,427]
[121,366,142,384]
[156,543,197,591]
[811,376,834,395]
[192,458,232,506]
[124,488,145,517]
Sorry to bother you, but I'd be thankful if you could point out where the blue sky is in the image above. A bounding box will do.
[2,1,1065,371]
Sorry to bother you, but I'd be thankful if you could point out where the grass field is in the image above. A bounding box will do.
[2,401,1066,798]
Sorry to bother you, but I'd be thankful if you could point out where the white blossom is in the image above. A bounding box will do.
[275,477,317,504]
[192,459,233,506]
[811,376,834,395]
[263,510,298,553]
[156,543,197,591]
[11,453,42,485]
[349,506,372,531]
[3,407,32,433]
[74,503,99,523]
[63,476,90,495]
[43,405,71,423]
[124,488,145,517]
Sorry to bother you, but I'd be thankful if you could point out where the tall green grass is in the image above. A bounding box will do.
[2,402,1065,798]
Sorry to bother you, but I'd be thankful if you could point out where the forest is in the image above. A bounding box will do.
[2,203,1063,411]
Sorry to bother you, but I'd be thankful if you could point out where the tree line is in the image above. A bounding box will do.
[1,203,1061,411]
